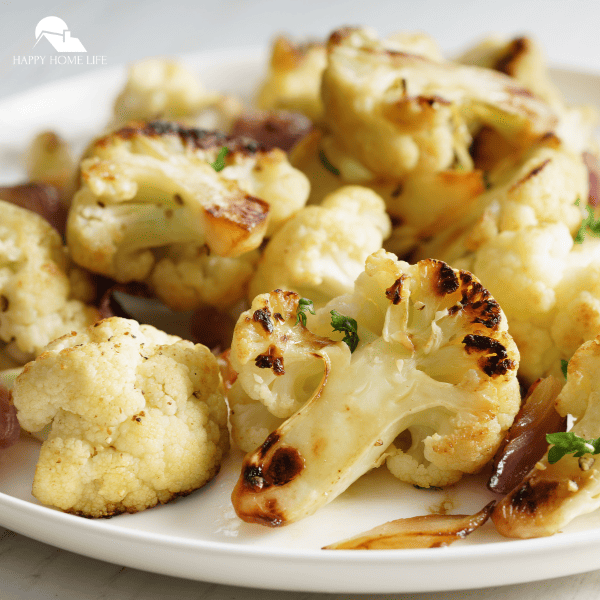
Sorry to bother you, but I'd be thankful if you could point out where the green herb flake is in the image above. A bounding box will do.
[560,359,569,380]
[210,147,229,172]
[574,198,600,244]
[546,431,600,464]
[295,298,316,327]
[319,150,341,177]
[330,310,359,353]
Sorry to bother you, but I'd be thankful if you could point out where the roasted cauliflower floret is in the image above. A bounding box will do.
[249,186,391,307]
[418,135,588,262]
[322,27,557,179]
[230,250,520,525]
[228,378,285,453]
[67,121,309,310]
[0,200,99,359]
[256,31,444,125]
[112,58,243,131]
[415,139,596,385]
[25,131,76,203]
[291,28,583,252]
[456,35,598,154]
[257,37,328,123]
[151,247,259,312]
[493,334,600,538]
[456,35,563,107]
[470,224,600,385]
[11,317,229,517]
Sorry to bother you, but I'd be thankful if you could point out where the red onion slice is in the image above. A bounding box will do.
[322,501,495,549]
[0,183,67,236]
[0,383,20,450]
[488,376,565,494]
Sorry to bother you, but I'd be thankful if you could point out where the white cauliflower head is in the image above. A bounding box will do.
[249,186,391,307]
[493,334,600,538]
[0,200,99,359]
[230,250,520,525]
[67,121,309,310]
[12,317,229,517]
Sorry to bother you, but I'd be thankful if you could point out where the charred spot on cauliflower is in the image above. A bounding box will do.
[230,250,520,525]
[67,120,309,311]
[11,317,229,518]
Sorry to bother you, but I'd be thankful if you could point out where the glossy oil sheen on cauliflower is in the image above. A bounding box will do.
[493,334,600,538]
[67,121,309,310]
[229,249,520,526]
[12,317,229,518]
[0,200,99,359]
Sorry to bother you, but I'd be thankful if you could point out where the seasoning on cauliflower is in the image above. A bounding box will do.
[0,199,99,360]
[230,250,520,526]
[67,121,309,310]
[12,317,229,518]
[492,334,600,538]
[248,186,391,307]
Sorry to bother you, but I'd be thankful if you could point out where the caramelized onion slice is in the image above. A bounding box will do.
[0,183,67,236]
[190,307,237,353]
[488,376,565,494]
[0,383,20,450]
[322,501,495,550]
[231,110,312,152]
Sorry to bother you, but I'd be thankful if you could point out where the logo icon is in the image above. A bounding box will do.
[33,16,86,53]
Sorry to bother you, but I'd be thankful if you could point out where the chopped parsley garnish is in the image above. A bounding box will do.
[319,150,341,177]
[560,359,569,380]
[330,310,359,353]
[574,198,600,244]
[210,147,229,172]
[546,432,600,464]
[295,298,316,327]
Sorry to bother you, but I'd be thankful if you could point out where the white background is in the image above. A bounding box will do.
[1,0,600,598]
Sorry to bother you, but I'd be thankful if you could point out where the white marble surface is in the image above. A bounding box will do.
[2,0,600,598]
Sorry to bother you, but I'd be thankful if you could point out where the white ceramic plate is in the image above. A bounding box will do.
[1,49,600,594]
